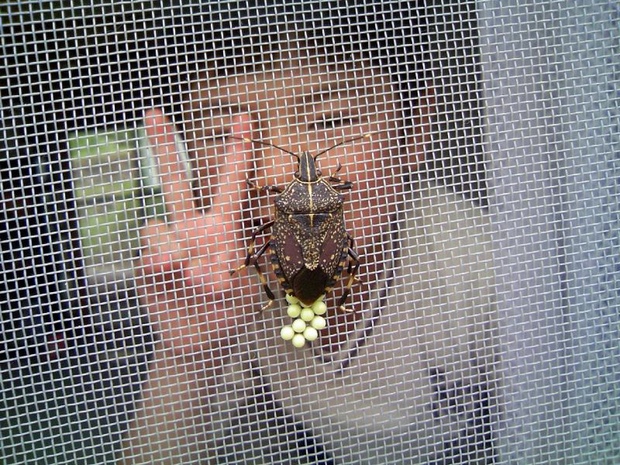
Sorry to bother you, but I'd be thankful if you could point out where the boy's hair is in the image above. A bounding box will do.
[164,3,429,125]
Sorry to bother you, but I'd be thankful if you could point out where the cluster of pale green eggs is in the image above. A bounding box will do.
[280,294,328,348]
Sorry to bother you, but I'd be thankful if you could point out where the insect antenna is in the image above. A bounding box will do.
[229,135,300,161]
[314,133,374,159]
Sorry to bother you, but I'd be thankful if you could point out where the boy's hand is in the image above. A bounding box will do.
[136,109,253,359]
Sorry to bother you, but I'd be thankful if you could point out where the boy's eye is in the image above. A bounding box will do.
[202,129,230,143]
[309,114,360,130]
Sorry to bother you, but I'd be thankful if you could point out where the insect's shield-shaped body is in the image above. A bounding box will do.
[271,154,349,306]
[230,134,366,314]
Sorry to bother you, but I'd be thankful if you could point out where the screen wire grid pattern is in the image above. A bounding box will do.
[1,1,618,464]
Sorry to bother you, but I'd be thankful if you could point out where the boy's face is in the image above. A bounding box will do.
[183,51,425,329]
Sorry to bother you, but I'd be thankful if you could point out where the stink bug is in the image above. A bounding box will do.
[230,134,369,312]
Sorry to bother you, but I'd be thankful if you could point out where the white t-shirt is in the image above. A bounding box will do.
[212,181,499,464]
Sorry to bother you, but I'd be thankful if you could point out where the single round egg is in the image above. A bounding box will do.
[300,308,315,322]
[285,294,299,305]
[292,334,306,348]
[303,326,319,342]
[291,318,307,333]
[310,315,327,330]
[287,304,302,319]
[311,301,328,315]
[280,325,295,341]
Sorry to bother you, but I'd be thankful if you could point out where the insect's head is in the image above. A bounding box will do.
[296,151,320,183]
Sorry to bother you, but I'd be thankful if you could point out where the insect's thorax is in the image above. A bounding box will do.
[275,179,343,215]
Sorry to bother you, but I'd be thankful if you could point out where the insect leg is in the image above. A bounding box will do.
[231,234,276,312]
[247,179,283,194]
[346,234,357,275]
[331,181,353,191]
[250,240,276,312]
[327,163,353,190]
[230,220,274,275]
[325,163,350,189]
[328,161,343,180]
[337,246,361,313]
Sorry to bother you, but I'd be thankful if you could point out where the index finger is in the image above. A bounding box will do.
[144,109,195,221]
[209,114,255,218]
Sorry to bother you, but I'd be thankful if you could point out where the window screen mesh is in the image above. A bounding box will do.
[1,2,617,464]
